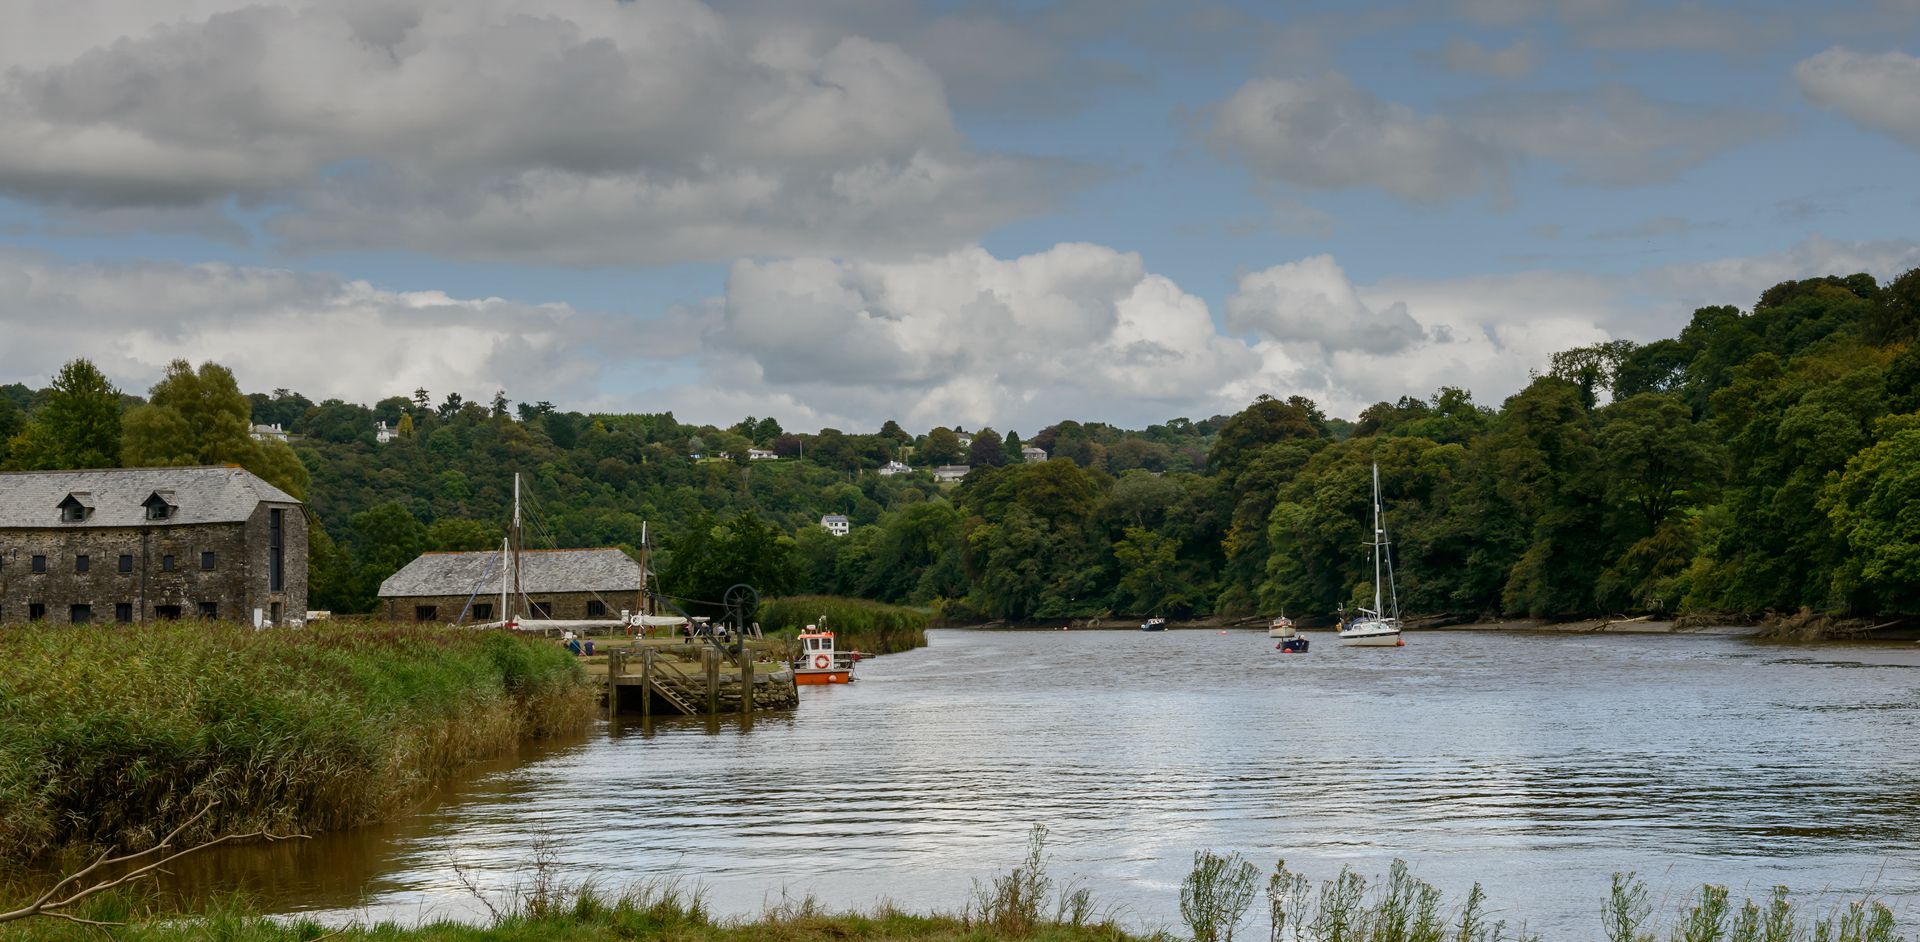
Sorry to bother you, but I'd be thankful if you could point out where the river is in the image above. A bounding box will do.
[166,628,1920,938]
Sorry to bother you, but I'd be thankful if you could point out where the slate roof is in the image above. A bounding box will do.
[378,548,642,598]
[0,466,301,529]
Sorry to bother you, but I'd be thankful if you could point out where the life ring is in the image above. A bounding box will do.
[813,654,830,669]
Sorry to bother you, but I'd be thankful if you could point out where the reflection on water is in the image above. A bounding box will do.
[160,630,1920,936]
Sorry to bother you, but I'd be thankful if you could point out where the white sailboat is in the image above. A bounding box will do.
[1339,462,1405,648]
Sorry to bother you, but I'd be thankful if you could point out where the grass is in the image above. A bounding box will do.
[760,596,931,655]
[0,834,1908,942]
[0,621,593,865]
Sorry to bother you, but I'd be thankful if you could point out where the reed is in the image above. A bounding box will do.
[759,596,931,654]
[0,621,592,864]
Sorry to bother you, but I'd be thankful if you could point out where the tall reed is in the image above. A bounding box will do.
[759,596,931,654]
[0,621,591,863]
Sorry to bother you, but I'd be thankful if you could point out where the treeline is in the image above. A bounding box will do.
[5,269,1917,621]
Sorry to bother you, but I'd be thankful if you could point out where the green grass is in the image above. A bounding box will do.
[760,596,931,655]
[0,622,592,864]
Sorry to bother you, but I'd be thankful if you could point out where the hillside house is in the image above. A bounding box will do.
[877,460,912,476]
[0,466,307,625]
[1022,446,1048,463]
[249,423,288,442]
[932,465,970,483]
[375,421,398,444]
[377,547,642,624]
[820,514,851,536]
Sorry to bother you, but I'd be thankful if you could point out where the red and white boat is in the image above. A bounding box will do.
[791,623,856,685]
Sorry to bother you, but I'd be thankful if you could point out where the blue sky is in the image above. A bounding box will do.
[1,0,1917,433]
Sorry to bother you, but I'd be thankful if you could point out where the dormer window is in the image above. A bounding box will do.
[143,492,176,521]
[58,493,93,523]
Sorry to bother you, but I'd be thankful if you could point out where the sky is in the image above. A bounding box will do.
[2,0,1918,434]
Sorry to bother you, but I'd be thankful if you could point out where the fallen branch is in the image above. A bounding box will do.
[0,802,308,927]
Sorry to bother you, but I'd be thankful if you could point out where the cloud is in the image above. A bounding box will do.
[1795,47,1920,150]
[0,251,622,406]
[1437,37,1539,78]
[1452,0,1790,53]
[1205,74,1506,202]
[1205,73,1779,201]
[1225,255,1427,354]
[8,237,1920,430]
[1587,215,1724,241]
[0,0,1081,266]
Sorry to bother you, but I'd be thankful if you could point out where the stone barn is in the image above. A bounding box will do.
[377,547,642,624]
[0,466,307,625]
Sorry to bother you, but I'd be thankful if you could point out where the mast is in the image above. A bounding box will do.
[499,537,510,625]
[511,473,523,618]
[1372,462,1384,617]
[639,520,650,616]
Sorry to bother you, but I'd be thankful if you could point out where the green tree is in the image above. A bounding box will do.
[121,359,310,499]
[427,517,501,552]
[1114,526,1188,615]
[920,426,964,465]
[1821,413,1920,613]
[5,359,123,471]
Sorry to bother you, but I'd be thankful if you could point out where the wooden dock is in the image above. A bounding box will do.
[599,638,799,718]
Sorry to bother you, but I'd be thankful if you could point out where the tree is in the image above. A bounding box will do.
[396,412,415,439]
[121,360,311,499]
[1821,414,1920,613]
[490,390,510,419]
[920,427,964,465]
[1596,394,1721,535]
[5,360,123,471]
[1004,430,1023,462]
[968,426,1006,467]
[438,392,465,420]
[0,394,22,466]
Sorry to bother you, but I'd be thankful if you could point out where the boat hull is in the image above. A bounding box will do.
[794,670,852,685]
[1338,629,1403,647]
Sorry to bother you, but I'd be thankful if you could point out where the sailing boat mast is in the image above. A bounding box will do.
[511,472,523,619]
[1372,462,1384,617]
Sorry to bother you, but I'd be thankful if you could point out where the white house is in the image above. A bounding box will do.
[820,514,851,536]
[1022,446,1048,463]
[956,432,974,448]
[375,421,398,444]
[748,448,777,460]
[249,423,288,442]
[931,465,970,483]
[877,460,912,476]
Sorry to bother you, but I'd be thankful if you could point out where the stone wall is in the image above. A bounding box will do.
[0,502,307,624]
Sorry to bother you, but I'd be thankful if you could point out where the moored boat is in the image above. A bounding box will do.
[1270,615,1309,653]
[791,622,855,684]
[1141,617,1168,631]
[1339,463,1405,648]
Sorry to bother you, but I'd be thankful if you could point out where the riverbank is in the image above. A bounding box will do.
[760,596,931,654]
[0,622,593,864]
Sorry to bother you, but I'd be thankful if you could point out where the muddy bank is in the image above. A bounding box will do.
[1430,616,1758,636]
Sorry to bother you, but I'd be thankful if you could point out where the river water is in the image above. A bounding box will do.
[169,628,1920,937]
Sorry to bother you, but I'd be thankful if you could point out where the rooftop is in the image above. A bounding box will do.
[378,547,642,598]
[0,466,301,529]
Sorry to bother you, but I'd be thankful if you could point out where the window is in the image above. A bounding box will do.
[75,555,89,573]
[269,509,284,592]
[61,503,86,522]
[70,604,91,624]
[115,603,133,624]
[473,603,493,621]
[414,605,438,623]
[29,603,46,621]
[269,602,282,625]
[197,601,218,619]
[200,551,215,571]
[145,499,173,520]
[154,605,182,620]
[161,554,175,572]
[586,599,607,617]
[118,554,133,574]
[32,555,46,573]
[529,601,552,619]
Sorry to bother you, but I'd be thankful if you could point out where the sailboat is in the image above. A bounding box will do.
[1338,463,1405,648]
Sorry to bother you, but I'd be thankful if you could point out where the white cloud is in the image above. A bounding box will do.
[1795,47,1920,150]
[1205,73,1776,202]
[7,236,1919,430]
[0,0,1077,266]
[1225,255,1427,354]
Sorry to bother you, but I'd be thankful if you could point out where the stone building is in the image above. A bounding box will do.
[377,547,642,624]
[0,466,307,625]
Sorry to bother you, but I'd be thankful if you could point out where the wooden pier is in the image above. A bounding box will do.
[600,638,799,718]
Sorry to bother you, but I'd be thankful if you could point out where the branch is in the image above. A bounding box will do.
[0,802,308,926]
